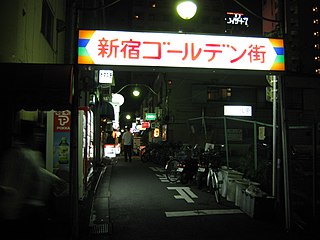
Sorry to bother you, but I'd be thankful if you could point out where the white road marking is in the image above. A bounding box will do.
[156,173,169,182]
[165,209,243,217]
[167,187,198,203]
[149,167,165,172]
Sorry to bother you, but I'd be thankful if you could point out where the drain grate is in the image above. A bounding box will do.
[90,223,109,234]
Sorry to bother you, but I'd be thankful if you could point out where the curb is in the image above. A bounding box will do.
[88,161,113,236]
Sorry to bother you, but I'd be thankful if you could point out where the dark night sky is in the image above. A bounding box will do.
[107,0,264,117]
[112,70,159,117]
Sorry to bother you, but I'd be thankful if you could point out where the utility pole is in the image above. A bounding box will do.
[278,0,291,232]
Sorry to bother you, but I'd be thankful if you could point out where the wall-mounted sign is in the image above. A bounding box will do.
[225,12,249,27]
[227,129,243,141]
[142,122,150,128]
[153,128,160,138]
[145,113,157,121]
[224,105,252,116]
[99,69,114,83]
[53,110,71,169]
[78,30,284,71]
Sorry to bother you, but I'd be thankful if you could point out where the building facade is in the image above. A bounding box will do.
[1,0,318,233]
[0,0,69,152]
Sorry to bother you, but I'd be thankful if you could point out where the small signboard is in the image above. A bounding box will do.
[224,105,252,116]
[146,113,157,121]
[104,144,116,158]
[142,122,150,128]
[99,69,113,83]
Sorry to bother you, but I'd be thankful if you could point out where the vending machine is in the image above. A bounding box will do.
[78,106,94,200]
[46,108,94,200]
[46,110,71,175]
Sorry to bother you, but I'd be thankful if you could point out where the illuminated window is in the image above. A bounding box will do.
[207,87,232,101]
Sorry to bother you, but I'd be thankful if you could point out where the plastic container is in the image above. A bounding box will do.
[235,179,250,206]
[240,181,261,216]
[221,168,242,198]
[226,173,244,202]
[220,167,229,197]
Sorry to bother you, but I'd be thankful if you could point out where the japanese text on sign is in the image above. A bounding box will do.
[225,12,249,26]
[54,110,71,132]
[78,30,284,71]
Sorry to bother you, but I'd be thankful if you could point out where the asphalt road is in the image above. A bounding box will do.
[89,156,311,240]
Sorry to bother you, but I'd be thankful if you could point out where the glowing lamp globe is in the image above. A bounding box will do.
[176,1,197,20]
[132,89,140,97]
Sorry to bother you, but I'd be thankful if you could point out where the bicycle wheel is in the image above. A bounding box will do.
[140,149,150,162]
[207,169,221,204]
[165,159,182,183]
[211,170,221,204]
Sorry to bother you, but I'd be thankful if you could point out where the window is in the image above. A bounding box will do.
[286,88,302,109]
[41,0,54,47]
[207,87,232,101]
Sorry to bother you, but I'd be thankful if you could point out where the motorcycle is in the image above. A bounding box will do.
[178,144,202,184]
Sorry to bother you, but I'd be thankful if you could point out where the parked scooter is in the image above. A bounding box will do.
[175,144,201,184]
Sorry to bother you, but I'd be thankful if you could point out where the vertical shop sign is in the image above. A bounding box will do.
[53,110,71,170]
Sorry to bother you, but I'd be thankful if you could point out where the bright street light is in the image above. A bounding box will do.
[132,88,140,97]
[176,1,197,20]
[115,83,158,96]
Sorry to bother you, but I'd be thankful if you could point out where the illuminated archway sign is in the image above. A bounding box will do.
[78,30,285,71]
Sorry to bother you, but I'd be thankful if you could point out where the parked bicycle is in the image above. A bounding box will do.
[164,155,182,183]
[140,143,157,163]
[141,142,180,167]
[195,150,209,189]
[205,148,223,204]
[196,144,224,190]
[165,144,201,184]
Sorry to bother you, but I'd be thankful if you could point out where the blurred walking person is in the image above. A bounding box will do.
[122,127,133,162]
[0,120,67,239]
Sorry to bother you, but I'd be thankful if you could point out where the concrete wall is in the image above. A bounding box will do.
[0,0,66,63]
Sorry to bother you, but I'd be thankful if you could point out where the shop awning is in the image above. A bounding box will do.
[100,101,115,120]
[1,63,74,111]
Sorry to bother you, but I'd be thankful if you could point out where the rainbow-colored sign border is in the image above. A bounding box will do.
[78,30,285,71]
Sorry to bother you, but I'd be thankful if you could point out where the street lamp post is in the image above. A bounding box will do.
[110,93,125,130]
[115,83,158,96]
